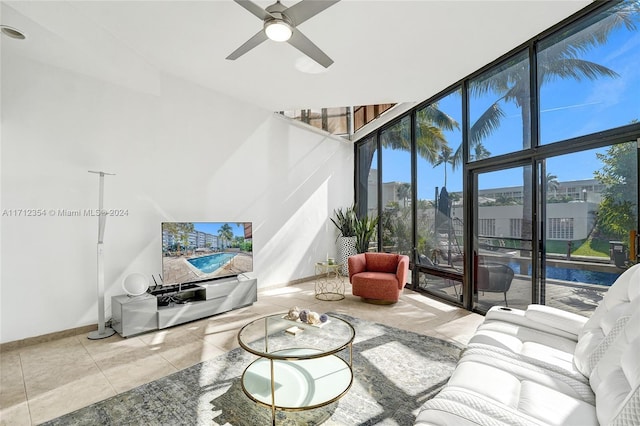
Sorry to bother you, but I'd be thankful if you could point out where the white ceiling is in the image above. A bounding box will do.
[2,0,592,111]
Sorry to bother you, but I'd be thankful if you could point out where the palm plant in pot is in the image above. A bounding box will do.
[331,205,379,275]
[330,206,358,275]
[354,214,379,254]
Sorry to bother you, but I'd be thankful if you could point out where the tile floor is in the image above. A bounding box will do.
[0,279,484,425]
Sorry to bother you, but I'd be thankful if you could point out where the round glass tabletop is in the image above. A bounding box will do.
[237,312,355,359]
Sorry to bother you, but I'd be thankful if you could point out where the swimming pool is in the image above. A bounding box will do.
[508,262,619,286]
[188,253,236,274]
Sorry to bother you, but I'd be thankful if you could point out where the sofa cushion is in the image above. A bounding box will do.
[364,252,399,273]
[417,364,598,426]
[468,319,579,374]
[589,307,640,425]
[351,272,399,300]
[574,264,640,377]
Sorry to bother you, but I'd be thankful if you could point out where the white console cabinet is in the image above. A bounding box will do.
[111,293,157,337]
[111,277,257,337]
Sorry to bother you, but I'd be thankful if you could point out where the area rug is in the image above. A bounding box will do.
[44,313,463,426]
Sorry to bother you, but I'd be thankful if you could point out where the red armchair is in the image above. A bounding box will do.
[348,252,410,304]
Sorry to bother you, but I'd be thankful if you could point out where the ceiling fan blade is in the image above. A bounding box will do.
[285,0,340,26]
[288,29,333,68]
[233,0,274,21]
[226,30,269,60]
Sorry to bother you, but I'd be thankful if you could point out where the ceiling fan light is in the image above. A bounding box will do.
[264,20,292,42]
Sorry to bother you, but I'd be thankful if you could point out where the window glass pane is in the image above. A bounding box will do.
[543,143,637,316]
[380,116,412,256]
[538,3,640,144]
[468,51,531,159]
[475,166,533,311]
[356,136,379,252]
[415,89,464,276]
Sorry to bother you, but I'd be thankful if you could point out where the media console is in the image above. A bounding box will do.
[111,276,258,337]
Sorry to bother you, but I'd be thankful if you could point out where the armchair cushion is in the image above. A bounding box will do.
[364,252,399,273]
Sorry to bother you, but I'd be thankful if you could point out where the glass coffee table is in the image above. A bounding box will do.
[238,313,355,425]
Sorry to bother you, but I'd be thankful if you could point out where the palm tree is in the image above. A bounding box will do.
[496,194,518,205]
[217,223,234,250]
[434,146,454,187]
[546,173,560,197]
[396,183,411,207]
[469,3,636,251]
[359,103,459,218]
[369,104,459,170]
[471,143,491,161]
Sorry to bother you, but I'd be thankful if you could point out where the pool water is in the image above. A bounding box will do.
[188,253,236,274]
[508,262,619,286]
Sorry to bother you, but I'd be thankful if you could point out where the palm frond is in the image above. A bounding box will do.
[415,124,448,164]
[539,58,619,84]
[469,102,505,146]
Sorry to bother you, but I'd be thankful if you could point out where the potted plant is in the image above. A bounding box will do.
[354,214,379,254]
[330,206,358,275]
[330,205,357,239]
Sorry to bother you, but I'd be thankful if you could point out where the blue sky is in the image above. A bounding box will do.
[381,14,639,201]
[191,222,248,238]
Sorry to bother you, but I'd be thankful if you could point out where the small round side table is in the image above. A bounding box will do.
[314,262,345,301]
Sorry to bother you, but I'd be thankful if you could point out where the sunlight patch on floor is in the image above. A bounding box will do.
[404,292,459,312]
[260,286,306,297]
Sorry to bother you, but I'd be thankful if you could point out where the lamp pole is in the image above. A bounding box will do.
[87,170,116,340]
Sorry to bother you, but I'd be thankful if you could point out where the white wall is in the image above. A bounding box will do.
[0,53,353,344]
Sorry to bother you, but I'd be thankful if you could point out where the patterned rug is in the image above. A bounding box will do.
[44,314,462,426]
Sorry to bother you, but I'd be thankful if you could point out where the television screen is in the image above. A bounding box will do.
[161,222,253,286]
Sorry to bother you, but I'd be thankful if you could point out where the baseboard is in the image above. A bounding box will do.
[0,324,98,352]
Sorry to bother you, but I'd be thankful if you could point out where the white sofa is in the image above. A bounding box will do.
[415,263,640,426]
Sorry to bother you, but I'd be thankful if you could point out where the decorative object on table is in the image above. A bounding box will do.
[283,307,329,326]
[87,170,117,340]
[348,252,410,304]
[122,273,149,297]
[330,205,358,275]
[284,306,300,321]
[285,326,303,336]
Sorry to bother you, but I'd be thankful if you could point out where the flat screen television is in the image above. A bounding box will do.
[161,222,253,286]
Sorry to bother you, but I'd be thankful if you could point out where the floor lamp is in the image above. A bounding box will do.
[87,170,117,340]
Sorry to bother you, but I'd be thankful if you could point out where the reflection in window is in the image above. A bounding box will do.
[538,3,640,144]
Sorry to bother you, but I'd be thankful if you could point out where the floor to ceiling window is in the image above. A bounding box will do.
[379,116,413,257]
[413,90,465,300]
[356,135,379,251]
[354,0,640,316]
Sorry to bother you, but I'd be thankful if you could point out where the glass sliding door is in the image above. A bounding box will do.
[473,166,533,311]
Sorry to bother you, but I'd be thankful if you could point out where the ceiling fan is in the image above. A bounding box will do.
[226,0,340,68]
